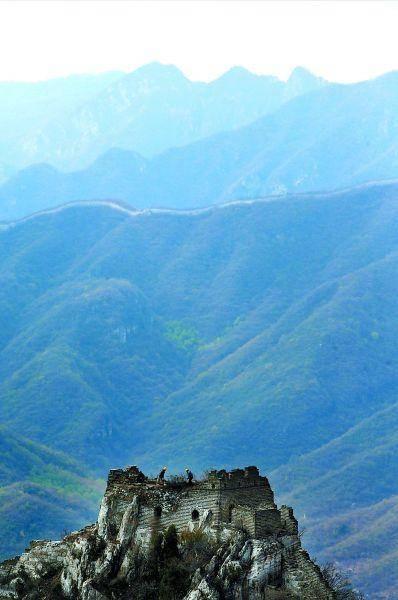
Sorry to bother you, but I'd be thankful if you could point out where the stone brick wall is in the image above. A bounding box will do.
[232,506,256,535]
[136,485,221,540]
[295,549,335,599]
[280,505,299,535]
[103,465,298,544]
[254,509,283,537]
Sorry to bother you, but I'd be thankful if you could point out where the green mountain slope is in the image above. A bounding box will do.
[0,427,103,559]
[1,184,398,596]
[270,401,398,598]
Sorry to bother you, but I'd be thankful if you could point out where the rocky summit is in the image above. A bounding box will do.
[0,465,334,599]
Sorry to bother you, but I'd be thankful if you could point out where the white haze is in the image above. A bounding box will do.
[0,0,398,83]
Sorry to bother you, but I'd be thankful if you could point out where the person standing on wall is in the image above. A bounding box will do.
[157,466,167,485]
[186,468,194,485]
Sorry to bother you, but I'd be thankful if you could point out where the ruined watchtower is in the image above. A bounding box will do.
[99,465,298,546]
[0,464,335,600]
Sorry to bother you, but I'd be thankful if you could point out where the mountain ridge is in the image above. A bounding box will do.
[0,62,326,176]
[4,68,398,220]
[4,173,398,226]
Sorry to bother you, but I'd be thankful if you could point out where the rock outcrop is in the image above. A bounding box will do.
[0,466,335,599]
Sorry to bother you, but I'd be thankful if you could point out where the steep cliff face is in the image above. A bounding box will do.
[0,466,334,600]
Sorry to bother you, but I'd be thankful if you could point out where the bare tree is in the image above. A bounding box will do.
[321,563,365,599]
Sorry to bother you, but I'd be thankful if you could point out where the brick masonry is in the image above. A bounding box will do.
[103,465,296,542]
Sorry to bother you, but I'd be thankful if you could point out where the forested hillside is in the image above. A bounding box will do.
[0,427,103,559]
[0,183,397,596]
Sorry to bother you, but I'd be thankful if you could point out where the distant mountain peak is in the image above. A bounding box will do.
[220,65,256,78]
[289,65,316,78]
[212,65,279,86]
[128,61,189,83]
[285,65,327,96]
[288,65,326,85]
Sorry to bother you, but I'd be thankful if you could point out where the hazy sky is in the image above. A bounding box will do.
[1,0,398,83]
